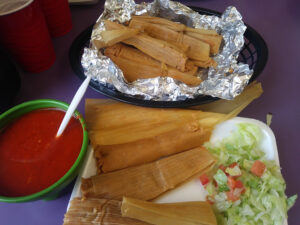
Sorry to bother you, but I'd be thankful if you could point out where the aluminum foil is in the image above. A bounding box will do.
[81,0,253,101]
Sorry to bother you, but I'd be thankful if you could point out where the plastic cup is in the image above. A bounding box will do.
[0,0,56,73]
[38,0,72,37]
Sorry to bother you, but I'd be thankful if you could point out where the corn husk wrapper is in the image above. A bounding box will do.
[64,198,151,225]
[81,147,215,200]
[104,43,201,86]
[121,197,217,225]
[95,122,212,172]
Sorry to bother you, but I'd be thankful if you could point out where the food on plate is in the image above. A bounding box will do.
[95,121,212,172]
[85,82,263,145]
[121,197,217,225]
[81,147,215,200]
[104,43,201,85]
[0,109,83,197]
[85,99,228,146]
[64,197,151,225]
[93,16,223,85]
[86,101,238,172]
[202,123,297,225]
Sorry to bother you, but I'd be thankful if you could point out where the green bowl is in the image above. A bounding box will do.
[0,99,89,203]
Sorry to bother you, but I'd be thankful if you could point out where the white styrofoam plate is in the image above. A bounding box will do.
[67,117,287,225]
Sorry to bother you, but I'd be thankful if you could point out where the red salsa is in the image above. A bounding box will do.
[0,109,83,197]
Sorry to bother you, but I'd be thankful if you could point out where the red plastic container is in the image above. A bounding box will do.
[38,0,72,37]
[0,0,55,73]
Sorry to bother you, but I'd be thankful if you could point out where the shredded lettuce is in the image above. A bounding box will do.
[225,165,241,177]
[205,123,297,225]
[214,169,230,192]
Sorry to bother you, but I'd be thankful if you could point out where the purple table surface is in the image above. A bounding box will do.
[1,0,299,224]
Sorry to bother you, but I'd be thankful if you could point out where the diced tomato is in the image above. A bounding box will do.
[251,160,266,177]
[226,189,240,202]
[199,174,210,186]
[229,162,238,168]
[227,176,236,189]
[235,180,244,189]
[219,164,227,173]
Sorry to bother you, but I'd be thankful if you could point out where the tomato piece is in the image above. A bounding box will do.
[251,160,266,177]
[235,180,244,189]
[229,162,238,168]
[200,174,210,186]
[219,164,226,172]
[227,176,236,190]
[226,189,240,202]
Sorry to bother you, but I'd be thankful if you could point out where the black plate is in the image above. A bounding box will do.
[69,6,268,108]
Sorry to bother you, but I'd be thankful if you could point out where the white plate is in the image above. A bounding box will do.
[67,117,287,225]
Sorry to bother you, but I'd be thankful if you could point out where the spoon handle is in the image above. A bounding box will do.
[56,76,91,137]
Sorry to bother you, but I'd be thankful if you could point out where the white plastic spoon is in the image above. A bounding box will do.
[56,76,91,137]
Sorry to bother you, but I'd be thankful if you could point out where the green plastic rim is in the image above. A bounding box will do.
[0,99,89,203]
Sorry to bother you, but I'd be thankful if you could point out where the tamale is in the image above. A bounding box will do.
[100,28,139,47]
[85,99,235,146]
[192,58,217,68]
[129,19,211,61]
[104,20,189,72]
[81,147,215,200]
[185,31,222,55]
[131,15,187,32]
[124,34,189,72]
[104,44,200,85]
[94,122,212,172]
[121,197,217,225]
[104,43,157,66]
[64,198,151,225]
[131,16,218,35]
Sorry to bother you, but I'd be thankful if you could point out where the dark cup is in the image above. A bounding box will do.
[0,47,21,114]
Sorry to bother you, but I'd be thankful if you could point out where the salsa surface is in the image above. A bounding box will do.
[0,109,83,197]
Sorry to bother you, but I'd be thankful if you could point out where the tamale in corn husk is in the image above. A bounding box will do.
[90,107,229,172]
[63,198,151,225]
[93,28,139,49]
[104,21,189,72]
[85,99,224,146]
[129,19,211,61]
[121,197,217,225]
[185,31,222,55]
[81,147,215,200]
[130,16,222,54]
[104,43,200,85]
[192,59,217,68]
[95,121,212,172]
[131,16,218,35]
[124,34,188,72]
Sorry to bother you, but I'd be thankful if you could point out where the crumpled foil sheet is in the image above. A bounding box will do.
[81,0,253,101]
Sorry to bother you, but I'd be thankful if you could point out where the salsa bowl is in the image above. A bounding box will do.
[0,99,89,203]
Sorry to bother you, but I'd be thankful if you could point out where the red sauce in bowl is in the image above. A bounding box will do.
[0,109,83,197]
